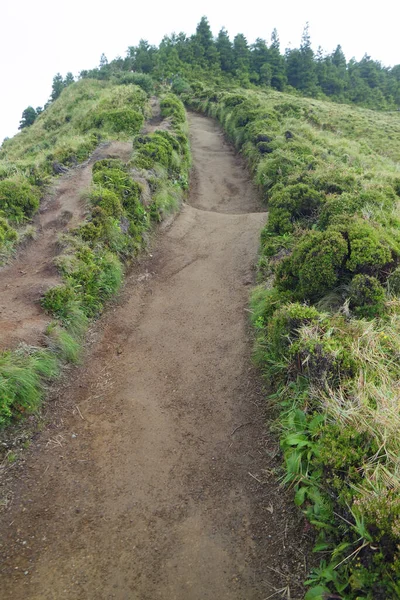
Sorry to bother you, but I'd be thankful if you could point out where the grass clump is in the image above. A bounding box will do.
[0,348,59,426]
[0,179,40,222]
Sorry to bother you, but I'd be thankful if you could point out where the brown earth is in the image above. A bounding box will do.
[0,112,312,599]
[0,141,132,351]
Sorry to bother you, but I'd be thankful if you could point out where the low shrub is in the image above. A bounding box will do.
[160,94,186,124]
[0,179,40,222]
[349,274,386,318]
[276,230,348,301]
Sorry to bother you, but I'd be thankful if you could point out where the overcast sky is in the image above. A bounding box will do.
[1,0,399,143]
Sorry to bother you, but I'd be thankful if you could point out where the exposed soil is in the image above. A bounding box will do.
[0,112,312,599]
[0,141,132,351]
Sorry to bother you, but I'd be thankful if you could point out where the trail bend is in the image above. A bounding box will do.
[0,112,309,600]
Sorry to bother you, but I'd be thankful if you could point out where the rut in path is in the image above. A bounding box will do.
[0,112,310,600]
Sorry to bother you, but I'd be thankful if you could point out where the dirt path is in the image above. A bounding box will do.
[0,113,310,599]
[0,141,132,351]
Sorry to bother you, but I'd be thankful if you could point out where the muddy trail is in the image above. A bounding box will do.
[0,141,132,351]
[0,112,311,599]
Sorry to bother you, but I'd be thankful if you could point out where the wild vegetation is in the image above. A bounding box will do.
[76,17,400,111]
[179,83,400,599]
[0,88,190,426]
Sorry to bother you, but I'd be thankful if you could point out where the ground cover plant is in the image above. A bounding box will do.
[0,91,190,428]
[181,83,400,599]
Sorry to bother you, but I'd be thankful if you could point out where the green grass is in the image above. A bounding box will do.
[181,84,400,599]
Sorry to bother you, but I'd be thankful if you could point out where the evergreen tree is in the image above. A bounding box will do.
[50,73,65,101]
[64,72,75,86]
[299,23,317,93]
[99,53,108,68]
[269,29,286,90]
[250,38,269,76]
[156,35,182,79]
[128,40,157,74]
[18,106,37,130]
[216,28,234,73]
[233,33,250,73]
[193,16,219,68]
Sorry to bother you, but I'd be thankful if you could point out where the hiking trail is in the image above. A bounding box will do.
[0,111,310,599]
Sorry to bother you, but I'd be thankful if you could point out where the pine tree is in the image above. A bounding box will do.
[298,23,317,93]
[216,28,234,73]
[64,72,75,86]
[18,106,37,130]
[50,73,65,101]
[233,33,250,73]
[193,16,219,68]
[269,29,286,90]
[250,38,269,76]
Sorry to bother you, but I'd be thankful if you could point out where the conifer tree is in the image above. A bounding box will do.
[216,28,234,73]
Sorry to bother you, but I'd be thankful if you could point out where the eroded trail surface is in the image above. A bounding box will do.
[0,142,132,351]
[0,113,309,599]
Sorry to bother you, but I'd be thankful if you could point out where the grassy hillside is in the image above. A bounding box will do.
[0,80,149,259]
[181,83,400,599]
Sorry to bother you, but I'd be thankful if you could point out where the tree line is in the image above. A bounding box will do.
[18,16,400,131]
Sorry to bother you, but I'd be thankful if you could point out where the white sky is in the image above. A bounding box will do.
[1,0,399,143]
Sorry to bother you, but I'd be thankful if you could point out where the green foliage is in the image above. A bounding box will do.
[83,108,144,134]
[0,179,40,222]
[276,230,348,301]
[112,72,154,95]
[19,106,38,130]
[0,217,17,246]
[267,183,324,234]
[349,274,386,318]
[387,267,400,295]
[160,95,186,124]
[0,349,59,426]
[87,186,123,218]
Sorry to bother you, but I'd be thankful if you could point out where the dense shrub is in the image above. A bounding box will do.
[0,179,40,222]
[349,274,386,318]
[112,72,154,95]
[0,217,17,246]
[267,183,324,234]
[160,95,186,124]
[87,187,123,218]
[266,303,320,360]
[276,230,348,301]
[83,108,143,135]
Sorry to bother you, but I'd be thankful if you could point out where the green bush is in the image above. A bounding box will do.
[0,179,40,222]
[41,285,76,320]
[160,95,186,125]
[87,187,123,218]
[266,303,321,360]
[276,230,348,301]
[267,183,325,234]
[113,72,154,95]
[334,219,395,275]
[0,217,17,246]
[349,274,386,318]
[92,158,127,174]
